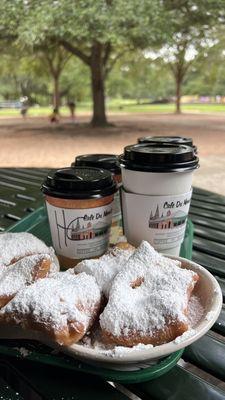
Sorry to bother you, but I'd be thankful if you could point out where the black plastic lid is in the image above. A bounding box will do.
[119,143,199,173]
[41,167,117,199]
[138,135,194,147]
[74,154,121,175]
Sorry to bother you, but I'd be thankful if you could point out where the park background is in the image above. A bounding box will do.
[0,0,225,195]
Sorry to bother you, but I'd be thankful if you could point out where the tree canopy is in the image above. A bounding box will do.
[0,0,224,120]
[0,0,165,125]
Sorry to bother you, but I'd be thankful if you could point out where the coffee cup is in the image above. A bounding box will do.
[120,143,199,256]
[74,154,123,242]
[41,167,117,269]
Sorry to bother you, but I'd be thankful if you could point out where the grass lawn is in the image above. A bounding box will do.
[1,100,225,117]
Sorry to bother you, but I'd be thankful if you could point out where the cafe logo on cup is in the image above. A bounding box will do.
[54,209,111,249]
[149,201,188,230]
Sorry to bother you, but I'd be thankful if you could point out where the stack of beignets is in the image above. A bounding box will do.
[0,233,199,348]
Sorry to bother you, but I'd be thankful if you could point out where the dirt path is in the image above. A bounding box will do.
[0,113,224,195]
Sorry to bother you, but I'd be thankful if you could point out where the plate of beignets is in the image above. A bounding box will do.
[0,234,222,367]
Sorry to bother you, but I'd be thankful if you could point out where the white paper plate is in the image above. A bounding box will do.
[62,256,223,366]
[0,256,222,369]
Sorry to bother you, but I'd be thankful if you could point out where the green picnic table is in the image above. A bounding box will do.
[0,168,225,399]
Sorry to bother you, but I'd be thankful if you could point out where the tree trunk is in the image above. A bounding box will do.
[53,74,60,110]
[175,76,182,114]
[90,43,108,126]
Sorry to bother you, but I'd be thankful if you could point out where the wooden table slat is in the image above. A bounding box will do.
[0,359,131,400]
[190,206,225,223]
[191,199,225,213]
[193,237,225,260]
[213,306,225,335]
[190,213,225,233]
[0,169,45,182]
[126,365,225,400]
[194,224,225,245]
[192,250,225,278]
[192,193,225,206]
[183,332,225,381]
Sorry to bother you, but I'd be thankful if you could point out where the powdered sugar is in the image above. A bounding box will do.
[0,253,51,298]
[205,311,215,321]
[78,290,204,356]
[100,241,198,340]
[75,246,134,297]
[187,295,204,327]
[1,272,101,335]
[0,232,53,267]
[174,329,196,344]
[98,343,154,358]
[129,240,182,269]
[78,325,155,357]
[14,347,31,357]
[173,295,205,345]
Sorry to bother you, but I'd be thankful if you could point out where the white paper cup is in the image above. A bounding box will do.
[41,167,117,269]
[120,143,199,255]
[122,169,193,195]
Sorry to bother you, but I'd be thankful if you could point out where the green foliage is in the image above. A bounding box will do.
[183,41,225,96]
[0,0,225,109]
[0,55,50,104]
[0,0,169,80]
[0,47,91,104]
[106,51,174,100]
[60,58,91,102]
[10,0,162,45]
